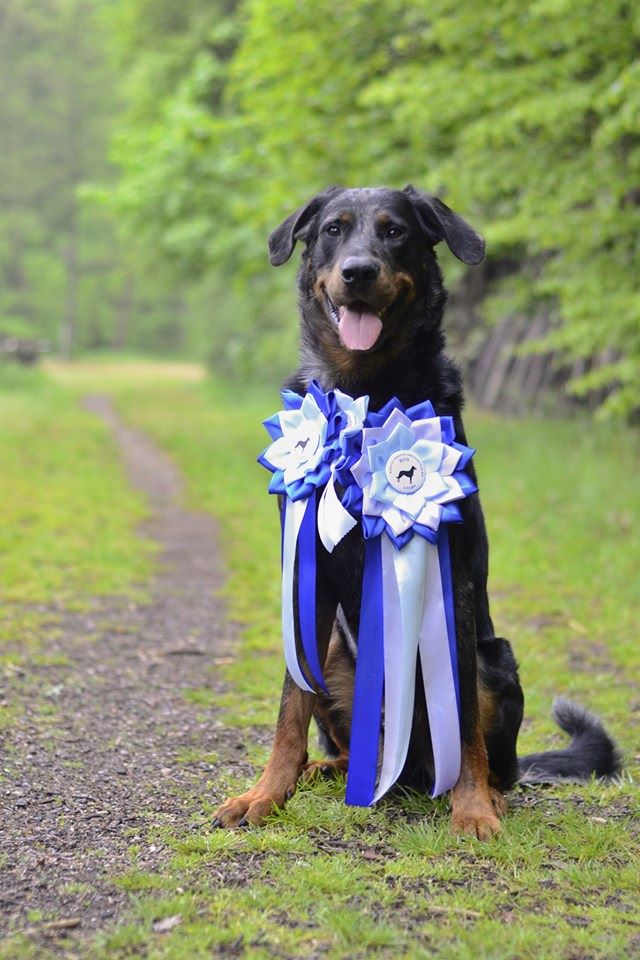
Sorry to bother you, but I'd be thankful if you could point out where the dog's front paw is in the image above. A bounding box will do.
[451,801,501,841]
[212,784,295,828]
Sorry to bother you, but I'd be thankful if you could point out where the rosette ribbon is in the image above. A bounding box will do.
[339,400,477,806]
[258,381,367,693]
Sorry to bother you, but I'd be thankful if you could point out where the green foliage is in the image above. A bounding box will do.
[0,0,188,357]
[4,0,640,402]
[358,0,640,417]
[109,0,640,411]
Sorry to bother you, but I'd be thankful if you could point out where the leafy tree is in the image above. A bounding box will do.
[3,0,639,404]
[358,1,640,416]
[0,0,184,358]
[99,0,640,411]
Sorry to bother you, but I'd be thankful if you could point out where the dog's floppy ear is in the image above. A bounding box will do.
[268,187,342,266]
[403,184,485,265]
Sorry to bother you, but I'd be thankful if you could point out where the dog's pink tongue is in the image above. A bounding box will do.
[338,305,383,351]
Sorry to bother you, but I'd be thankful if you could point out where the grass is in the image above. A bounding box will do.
[0,363,153,614]
[3,359,639,959]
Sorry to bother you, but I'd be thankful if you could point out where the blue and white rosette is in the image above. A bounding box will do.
[342,399,477,806]
[258,381,367,693]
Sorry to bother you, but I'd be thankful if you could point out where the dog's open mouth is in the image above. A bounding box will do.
[326,295,383,352]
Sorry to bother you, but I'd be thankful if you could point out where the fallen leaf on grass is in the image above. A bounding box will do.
[360,850,380,860]
[43,918,81,931]
[163,647,206,656]
[152,915,182,934]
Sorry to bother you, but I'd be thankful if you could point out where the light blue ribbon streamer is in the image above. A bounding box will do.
[437,526,460,711]
[418,532,461,797]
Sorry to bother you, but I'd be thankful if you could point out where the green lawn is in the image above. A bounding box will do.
[2,360,639,960]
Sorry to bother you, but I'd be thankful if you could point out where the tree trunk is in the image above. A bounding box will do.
[60,201,78,360]
[114,272,134,350]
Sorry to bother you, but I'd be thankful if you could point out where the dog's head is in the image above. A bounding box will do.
[268,185,484,361]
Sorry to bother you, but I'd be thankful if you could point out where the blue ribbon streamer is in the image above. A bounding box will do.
[298,493,327,692]
[345,537,385,806]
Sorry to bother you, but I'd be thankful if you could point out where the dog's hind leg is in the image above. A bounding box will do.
[213,588,337,828]
[304,624,354,781]
[477,637,524,797]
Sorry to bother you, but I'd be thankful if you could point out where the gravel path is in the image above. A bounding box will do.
[0,396,252,944]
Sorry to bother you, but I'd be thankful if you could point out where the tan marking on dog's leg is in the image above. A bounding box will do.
[451,725,501,840]
[478,678,496,732]
[214,579,337,828]
[323,627,354,725]
[477,679,508,815]
[307,625,354,772]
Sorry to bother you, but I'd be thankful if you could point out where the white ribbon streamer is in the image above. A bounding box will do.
[317,474,358,553]
[281,497,314,692]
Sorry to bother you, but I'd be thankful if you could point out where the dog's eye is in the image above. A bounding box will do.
[325,223,341,237]
[386,226,404,239]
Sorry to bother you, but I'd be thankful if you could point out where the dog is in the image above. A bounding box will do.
[396,465,417,484]
[213,185,621,839]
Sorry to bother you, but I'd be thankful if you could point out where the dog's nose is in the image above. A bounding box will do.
[341,257,379,288]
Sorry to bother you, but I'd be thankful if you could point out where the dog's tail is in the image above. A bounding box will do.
[517,698,622,784]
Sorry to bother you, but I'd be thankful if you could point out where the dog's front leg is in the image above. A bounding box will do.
[213,674,316,827]
[213,578,337,828]
[449,569,502,840]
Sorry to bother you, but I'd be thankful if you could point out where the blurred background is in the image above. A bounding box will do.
[1,0,639,416]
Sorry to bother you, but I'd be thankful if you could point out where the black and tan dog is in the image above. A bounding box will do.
[213,185,621,839]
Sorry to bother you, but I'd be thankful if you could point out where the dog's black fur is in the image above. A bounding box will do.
[213,186,621,836]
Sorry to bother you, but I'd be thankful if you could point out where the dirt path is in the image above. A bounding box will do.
[1,396,253,944]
